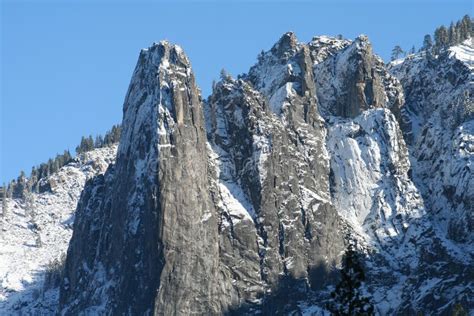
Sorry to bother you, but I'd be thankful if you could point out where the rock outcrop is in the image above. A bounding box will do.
[60,42,222,315]
[313,35,404,119]
[57,34,473,315]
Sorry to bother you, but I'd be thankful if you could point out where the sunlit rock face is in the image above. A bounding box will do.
[60,42,223,315]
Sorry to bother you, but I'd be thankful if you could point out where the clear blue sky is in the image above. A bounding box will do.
[1,0,471,183]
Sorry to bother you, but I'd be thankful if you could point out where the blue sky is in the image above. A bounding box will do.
[1,0,471,183]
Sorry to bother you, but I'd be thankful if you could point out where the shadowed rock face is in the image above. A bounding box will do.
[59,34,473,315]
[206,77,344,306]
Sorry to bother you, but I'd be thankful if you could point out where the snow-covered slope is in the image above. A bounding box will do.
[0,145,117,314]
[389,39,473,246]
[449,39,474,74]
[388,38,473,314]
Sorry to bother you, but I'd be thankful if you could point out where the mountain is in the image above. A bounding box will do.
[1,34,472,315]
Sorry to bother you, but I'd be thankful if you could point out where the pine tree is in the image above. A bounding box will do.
[112,125,121,143]
[459,15,472,41]
[391,45,404,61]
[94,135,104,148]
[409,46,416,55]
[103,125,121,146]
[456,21,463,41]
[449,22,458,46]
[76,136,85,154]
[29,167,39,193]
[63,150,72,163]
[327,241,374,316]
[87,135,94,151]
[12,171,28,199]
[434,26,449,52]
[422,34,433,52]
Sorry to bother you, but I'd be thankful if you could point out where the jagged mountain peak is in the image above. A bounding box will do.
[344,34,378,63]
[354,33,370,45]
[308,35,351,64]
[270,31,300,57]
[246,32,404,124]
[246,32,322,123]
[314,33,404,119]
[120,37,202,160]
[141,40,190,66]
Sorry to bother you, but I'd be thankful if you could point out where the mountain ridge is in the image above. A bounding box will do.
[1,32,472,315]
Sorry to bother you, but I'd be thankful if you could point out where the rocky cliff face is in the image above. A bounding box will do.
[57,34,473,315]
[60,42,224,315]
[313,35,404,119]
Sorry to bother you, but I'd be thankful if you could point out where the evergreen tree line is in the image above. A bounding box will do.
[75,124,121,154]
[391,14,472,60]
[6,124,121,199]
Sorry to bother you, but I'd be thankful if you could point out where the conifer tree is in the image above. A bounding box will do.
[459,15,472,41]
[422,34,433,52]
[391,45,404,61]
[95,135,104,148]
[449,22,458,45]
[12,171,28,199]
[63,150,72,163]
[327,241,374,316]
[111,125,121,143]
[87,135,94,151]
[29,167,39,192]
[434,26,449,52]
[76,136,85,154]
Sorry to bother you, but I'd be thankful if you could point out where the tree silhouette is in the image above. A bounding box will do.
[327,241,374,315]
[422,34,433,51]
[391,45,404,61]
